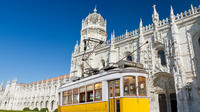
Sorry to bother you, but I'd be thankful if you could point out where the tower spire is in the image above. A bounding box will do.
[152,4,159,22]
[170,5,179,34]
[191,4,194,14]
[94,5,97,13]
[153,5,158,15]
[170,5,175,24]
[140,18,143,28]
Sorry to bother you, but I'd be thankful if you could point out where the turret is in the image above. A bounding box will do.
[139,18,144,44]
[170,6,179,34]
[109,30,117,64]
[152,5,159,27]
[0,82,3,90]
[152,5,161,44]
[80,7,107,52]
[74,41,79,54]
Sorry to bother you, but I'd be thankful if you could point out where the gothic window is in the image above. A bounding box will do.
[127,56,133,61]
[101,59,105,68]
[80,65,84,77]
[158,50,167,66]
[125,52,133,61]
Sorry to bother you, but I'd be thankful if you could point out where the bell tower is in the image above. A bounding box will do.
[80,7,107,51]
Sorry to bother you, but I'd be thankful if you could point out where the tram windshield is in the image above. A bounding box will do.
[123,76,146,96]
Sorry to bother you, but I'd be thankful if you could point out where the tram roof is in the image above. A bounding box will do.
[59,67,147,90]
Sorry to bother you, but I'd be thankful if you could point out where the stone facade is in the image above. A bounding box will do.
[0,75,69,111]
[0,3,200,112]
[70,5,200,112]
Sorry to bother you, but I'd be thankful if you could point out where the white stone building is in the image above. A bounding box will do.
[0,3,200,112]
[70,5,200,112]
[0,75,69,111]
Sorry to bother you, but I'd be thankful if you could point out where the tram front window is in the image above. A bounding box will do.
[79,87,86,103]
[138,76,147,96]
[73,88,78,104]
[109,79,120,97]
[94,83,102,101]
[87,84,94,102]
[109,82,113,97]
[123,76,136,96]
[62,91,67,105]
[115,80,120,97]
[67,90,72,104]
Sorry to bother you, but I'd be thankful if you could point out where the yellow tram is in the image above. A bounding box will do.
[58,68,150,112]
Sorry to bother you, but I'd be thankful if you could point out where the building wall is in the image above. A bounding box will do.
[70,4,200,112]
[0,75,69,111]
[0,4,200,112]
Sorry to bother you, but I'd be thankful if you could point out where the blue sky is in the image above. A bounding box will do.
[0,0,199,84]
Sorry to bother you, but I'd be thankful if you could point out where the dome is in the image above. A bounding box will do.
[82,8,106,30]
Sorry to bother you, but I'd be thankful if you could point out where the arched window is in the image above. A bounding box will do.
[80,65,84,77]
[125,52,132,61]
[127,55,133,61]
[158,50,167,66]
[101,59,105,68]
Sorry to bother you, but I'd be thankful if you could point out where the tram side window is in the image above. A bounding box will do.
[67,90,72,104]
[123,76,136,96]
[87,84,94,102]
[94,82,102,101]
[109,82,113,97]
[138,76,147,96]
[62,91,67,105]
[73,88,78,104]
[79,87,86,103]
[115,80,120,97]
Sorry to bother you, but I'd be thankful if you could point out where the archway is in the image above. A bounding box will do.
[125,51,133,61]
[40,101,43,109]
[4,102,7,107]
[153,72,177,112]
[45,101,49,108]
[51,100,55,111]
[36,102,38,107]
[100,59,106,68]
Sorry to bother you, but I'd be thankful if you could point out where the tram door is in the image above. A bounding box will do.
[109,79,120,112]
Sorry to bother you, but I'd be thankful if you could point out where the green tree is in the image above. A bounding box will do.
[40,108,48,112]
[32,107,39,111]
[23,107,30,111]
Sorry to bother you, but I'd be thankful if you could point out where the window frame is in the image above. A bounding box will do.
[67,90,73,104]
[158,50,167,66]
[62,91,68,105]
[198,38,200,47]
[138,76,147,96]
[94,82,102,101]
[73,88,79,104]
[114,80,121,97]
[86,84,94,102]
[79,86,86,103]
[123,76,137,96]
